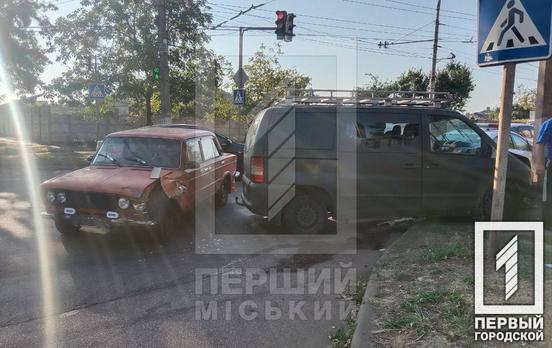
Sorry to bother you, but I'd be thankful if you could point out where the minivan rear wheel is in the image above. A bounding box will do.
[282,195,327,234]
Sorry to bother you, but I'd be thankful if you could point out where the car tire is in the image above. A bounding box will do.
[215,179,229,207]
[282,194,327,234]
[474,187,492,221]
[147,188,176,242]
[54,215,80,235]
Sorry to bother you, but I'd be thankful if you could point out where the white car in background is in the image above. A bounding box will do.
[485,130,533,168]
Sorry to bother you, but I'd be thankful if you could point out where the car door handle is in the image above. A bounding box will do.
[221,160,225,165]
[425,162,439,169]
[402,163,418,169]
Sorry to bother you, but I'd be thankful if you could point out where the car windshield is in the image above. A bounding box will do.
[92,137,181,168]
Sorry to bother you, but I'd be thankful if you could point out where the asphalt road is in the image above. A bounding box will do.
[0,167,409,348]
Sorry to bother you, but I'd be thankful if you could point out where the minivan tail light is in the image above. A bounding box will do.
[250,156,265,184]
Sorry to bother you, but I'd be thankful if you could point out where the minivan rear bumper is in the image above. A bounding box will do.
[241,175,268,216]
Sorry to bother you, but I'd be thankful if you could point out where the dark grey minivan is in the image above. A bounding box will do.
[241,105,532,234]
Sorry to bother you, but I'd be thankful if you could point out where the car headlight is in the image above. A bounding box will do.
[133,202,146,212]
[57,192,67,204]
[47,191,56,203]
[118,197,130,209]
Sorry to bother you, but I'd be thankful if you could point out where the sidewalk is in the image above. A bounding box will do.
[351,219,552,347]
[0,137,94,171]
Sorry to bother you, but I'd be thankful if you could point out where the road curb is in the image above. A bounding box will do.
[351,262,380,348]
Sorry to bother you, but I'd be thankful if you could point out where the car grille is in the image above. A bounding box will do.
[65,191,117,211]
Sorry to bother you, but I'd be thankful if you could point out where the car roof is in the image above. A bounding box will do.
[107,126,214,140]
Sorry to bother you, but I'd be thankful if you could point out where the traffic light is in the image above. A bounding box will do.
[284,13,295,42]
[153,66,160,81]
[275,10,287,40]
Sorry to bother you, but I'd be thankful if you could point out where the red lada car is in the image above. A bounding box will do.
[41,127,238,240]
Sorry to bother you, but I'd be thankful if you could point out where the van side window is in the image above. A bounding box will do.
[296,113,336,150]
[186,139,203,164]
[429,116,482,155]
[355,114,420,153]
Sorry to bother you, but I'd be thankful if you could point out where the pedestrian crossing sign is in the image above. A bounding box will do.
[88,82,106,100]
[478,0,552,66]
[233,89,246,105]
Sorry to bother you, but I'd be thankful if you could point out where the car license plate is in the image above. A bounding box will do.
[78,215,98,226]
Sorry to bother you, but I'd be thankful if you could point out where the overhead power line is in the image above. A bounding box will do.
[210,1,274,29]
[342,0,476,21]
[385,0,476,17]
[206,1,473,37]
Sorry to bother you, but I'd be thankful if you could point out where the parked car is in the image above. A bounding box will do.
[158,124,244,176]
[241,105,533,234]
[484,130,533,168]
[477,122,534,144]
[41,127,237,240]
[511,124,534,144]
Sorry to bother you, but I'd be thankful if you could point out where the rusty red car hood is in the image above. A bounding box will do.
[41,166,161,198]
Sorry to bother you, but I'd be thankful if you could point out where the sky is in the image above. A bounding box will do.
[27,0,544,112]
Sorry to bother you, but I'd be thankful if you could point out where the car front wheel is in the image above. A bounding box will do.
[282,194,327,234]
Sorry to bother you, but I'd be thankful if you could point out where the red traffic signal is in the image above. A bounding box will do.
[276,10,287,21]
[275,10,287,40]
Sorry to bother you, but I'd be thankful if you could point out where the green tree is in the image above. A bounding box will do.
[0,0,54,95]
[395,68,429,92]
[47,0,211,125]
[435,62,475,111]
[515,84,536,111]
[240,45,311,117]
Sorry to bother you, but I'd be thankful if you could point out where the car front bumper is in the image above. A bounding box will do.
[41,211,158,228]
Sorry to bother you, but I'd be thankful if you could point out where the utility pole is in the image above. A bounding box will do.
[429,0,441,96]
[158,0,171,124]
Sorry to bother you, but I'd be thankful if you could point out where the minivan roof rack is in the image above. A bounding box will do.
[276,89,451,108]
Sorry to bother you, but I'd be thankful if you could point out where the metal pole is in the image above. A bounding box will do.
[239,28,245,89]
[429,0,441,96]
[158,0,171,124]
[489,63,516,254]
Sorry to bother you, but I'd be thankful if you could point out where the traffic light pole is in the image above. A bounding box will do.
[237,26,276,89]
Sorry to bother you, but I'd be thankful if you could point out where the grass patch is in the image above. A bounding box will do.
[383,289,470,337]
[330,281,368,348]
[421,241,472,261]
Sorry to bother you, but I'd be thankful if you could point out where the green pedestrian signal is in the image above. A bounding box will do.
[153,66,160,81]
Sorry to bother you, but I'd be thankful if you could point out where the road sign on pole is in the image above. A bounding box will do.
[233,89,246,105]
[88,82,106,100]
[478,0,552,66]
[233,68,249,87]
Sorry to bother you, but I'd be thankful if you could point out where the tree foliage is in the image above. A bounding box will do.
[359,62,475,111]
[0,0,54,95]
[47,0,212,125]
[240,45,311,117]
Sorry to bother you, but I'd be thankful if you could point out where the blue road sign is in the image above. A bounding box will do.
[88,82,106,100]
[478,0,552,66]
[233,89,246,105]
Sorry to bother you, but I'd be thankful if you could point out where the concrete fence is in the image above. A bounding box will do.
[0,103,250,144]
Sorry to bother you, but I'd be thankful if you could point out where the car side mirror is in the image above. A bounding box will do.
[185,161,200,170]
[86,155,94,162]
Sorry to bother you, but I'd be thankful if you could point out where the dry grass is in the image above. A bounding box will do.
[368,220,552,347]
